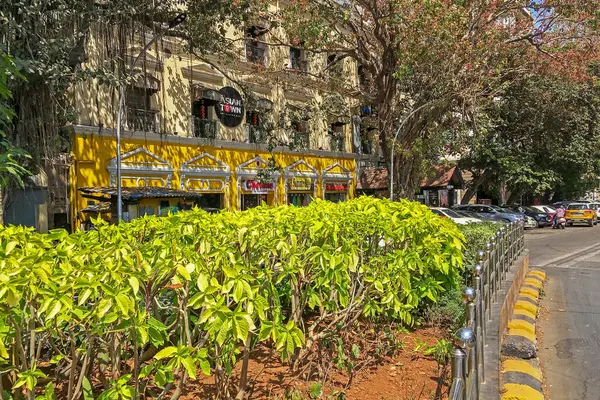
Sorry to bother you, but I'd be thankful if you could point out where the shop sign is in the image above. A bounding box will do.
[326,182,348,192]
[216,86,245,127]
[243,179,275,193]
[288,177,313,191]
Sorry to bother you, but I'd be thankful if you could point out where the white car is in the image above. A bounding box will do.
[590,202,600,221]
[430,207,482,224]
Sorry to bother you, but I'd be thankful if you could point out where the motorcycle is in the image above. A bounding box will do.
[553,216,566,229]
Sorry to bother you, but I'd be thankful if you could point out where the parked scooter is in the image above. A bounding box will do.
[553,216,566,229]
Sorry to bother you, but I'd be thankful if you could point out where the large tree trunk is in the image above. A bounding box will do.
[461,173,487,204]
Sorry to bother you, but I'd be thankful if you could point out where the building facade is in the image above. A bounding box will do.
[68,20,366,230]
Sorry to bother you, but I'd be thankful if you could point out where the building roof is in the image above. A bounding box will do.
[420,166,463,188]
[356,167,388,190]
[81,201,111,213]
[79,187,208,201]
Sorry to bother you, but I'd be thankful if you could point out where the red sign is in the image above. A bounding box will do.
[243,179,275,192]
[326,183,348,192]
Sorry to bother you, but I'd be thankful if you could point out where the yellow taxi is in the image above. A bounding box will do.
[565,203,597,227]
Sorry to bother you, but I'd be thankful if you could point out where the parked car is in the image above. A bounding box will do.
[565,203,597,227]
[589,202,600,221]
[454,209,485,222]
[524,215,538,229]
[532,205,557,221]
[505,205,552,227]
[551,201,573,209]
[453,204,521,223]
[430,207,482,224]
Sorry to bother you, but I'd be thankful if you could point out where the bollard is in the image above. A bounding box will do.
[473,264,485,382]
[485,243,493,321]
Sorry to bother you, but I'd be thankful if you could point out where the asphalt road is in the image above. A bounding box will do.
[527,226,600,399]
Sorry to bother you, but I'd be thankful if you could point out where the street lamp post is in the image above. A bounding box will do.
[115,13,186,222]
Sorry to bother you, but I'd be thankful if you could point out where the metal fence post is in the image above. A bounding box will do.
[450,328,475,400]
[473,264,485,382]
[463,287,479,398]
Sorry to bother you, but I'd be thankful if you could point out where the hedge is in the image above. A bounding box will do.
[0,197,464,399]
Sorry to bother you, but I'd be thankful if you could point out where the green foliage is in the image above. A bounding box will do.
[457,222,501,273]
[422,287,465,333]
[423,339,453,369]
[309,382,323,399]
[423,222,499,332]
[0,197,463,398]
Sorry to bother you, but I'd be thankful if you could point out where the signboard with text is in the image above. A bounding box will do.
[216,86,244,127]
[288,177,313,191]
[325,182,348,192]
[243,179,275,193]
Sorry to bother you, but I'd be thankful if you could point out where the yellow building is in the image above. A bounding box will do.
[69,19,367,230]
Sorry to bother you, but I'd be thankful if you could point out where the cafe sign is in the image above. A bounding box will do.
[325,183,348,192]
[288,177,313,191]
[243,179,275,193]
[216,86,245,128]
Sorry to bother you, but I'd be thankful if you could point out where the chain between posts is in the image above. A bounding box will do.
[449,220,525,400]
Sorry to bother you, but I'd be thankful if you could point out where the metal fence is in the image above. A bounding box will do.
[449,220,525,400]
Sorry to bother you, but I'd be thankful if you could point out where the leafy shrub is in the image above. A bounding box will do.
[0,197,464,399]
[422,222,501,332]
[422,287,465,332]
[457,222,502,281]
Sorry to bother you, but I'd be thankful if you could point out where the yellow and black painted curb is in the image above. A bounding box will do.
[501,269,546,400]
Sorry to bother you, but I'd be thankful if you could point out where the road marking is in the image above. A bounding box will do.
[502,383,545,400]
[549,247,600,269]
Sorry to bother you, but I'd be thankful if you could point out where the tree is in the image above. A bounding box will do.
[459,75,600,203]
[0,51,30,225]
[272,0,600,198]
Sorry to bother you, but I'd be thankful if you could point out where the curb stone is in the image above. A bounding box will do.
[501,269,546,400]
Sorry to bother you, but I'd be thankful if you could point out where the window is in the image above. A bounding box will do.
[329,123,345,152]
[289,47,308,72]
[191,99,218,139]
[292,120,310,148]
[245,26,268,65]
[326,54,343,75]
[125,87,158,132]
[246,111,267,144]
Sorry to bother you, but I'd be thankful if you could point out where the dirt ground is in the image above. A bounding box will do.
[179,327,450,400]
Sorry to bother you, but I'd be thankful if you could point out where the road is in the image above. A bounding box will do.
[527,226,600,400]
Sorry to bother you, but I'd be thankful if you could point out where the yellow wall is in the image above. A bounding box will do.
[71,132,356,229]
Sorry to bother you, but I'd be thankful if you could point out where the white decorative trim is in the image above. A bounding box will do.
[179,153,231,208]
[321,162,353,199]
[108,148,174,188]
[236,156,280,208]
[283,159,319,200]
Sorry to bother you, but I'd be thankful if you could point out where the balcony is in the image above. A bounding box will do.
[292,131,310,149]
[247,125,268,144]
[330,135,345,152]
[245,40,267,66]
[192,117,218,139]
[126,108,158,132]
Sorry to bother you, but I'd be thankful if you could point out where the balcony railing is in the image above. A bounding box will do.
[292,131,310,149]
[290,57,308,73]
[330,135,345,152]
[247,125,268,144]
[192,117,218,139]
[245,40,267,65]
[126,108,158,132]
